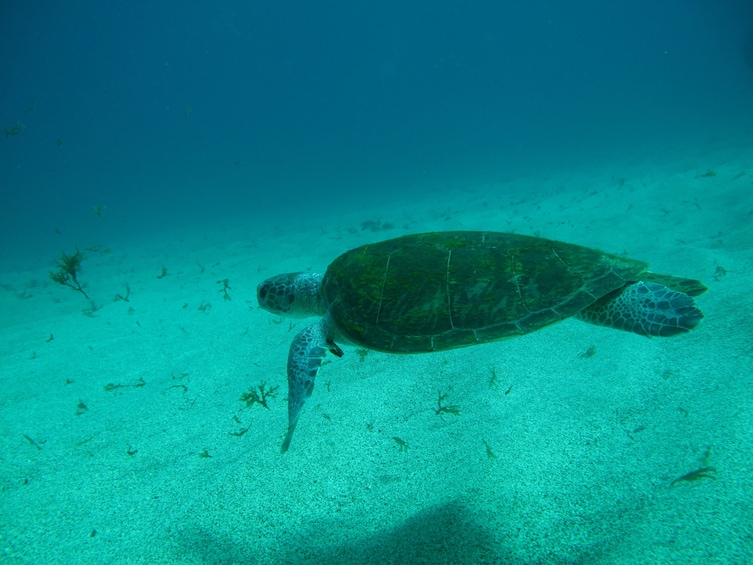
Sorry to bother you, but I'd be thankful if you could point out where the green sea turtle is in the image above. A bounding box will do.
[257,231,706,452]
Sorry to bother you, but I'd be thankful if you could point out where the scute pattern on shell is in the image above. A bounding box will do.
[322,231,648,352]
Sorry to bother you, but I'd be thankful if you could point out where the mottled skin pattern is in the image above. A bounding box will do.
[281,319,342,453]
[257,231,707,452]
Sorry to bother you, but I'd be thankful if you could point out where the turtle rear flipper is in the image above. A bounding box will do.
[282,320,343,453]
[640,272,708,297]
[576,282,703,337]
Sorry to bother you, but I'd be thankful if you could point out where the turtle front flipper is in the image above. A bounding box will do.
[281,320,343,453]
[576,281,703,337]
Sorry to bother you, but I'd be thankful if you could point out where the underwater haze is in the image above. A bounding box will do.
[1,1,753,564]
[1,0,752,257]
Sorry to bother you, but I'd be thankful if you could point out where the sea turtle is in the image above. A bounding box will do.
[257,231,706,452]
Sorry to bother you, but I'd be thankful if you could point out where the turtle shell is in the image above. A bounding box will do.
[322,231,648,352]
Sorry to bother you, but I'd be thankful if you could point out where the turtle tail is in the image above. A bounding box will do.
[576,281,704,337]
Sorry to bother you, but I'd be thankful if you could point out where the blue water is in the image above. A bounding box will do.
[2,0,752,262]
[1,2,752,563]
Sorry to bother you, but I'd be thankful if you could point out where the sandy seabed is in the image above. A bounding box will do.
[1,138,752,564]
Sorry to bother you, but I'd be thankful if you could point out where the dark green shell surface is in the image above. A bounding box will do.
[322,231,648,353]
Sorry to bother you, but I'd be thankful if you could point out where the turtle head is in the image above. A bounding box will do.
[257,272,325,317]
